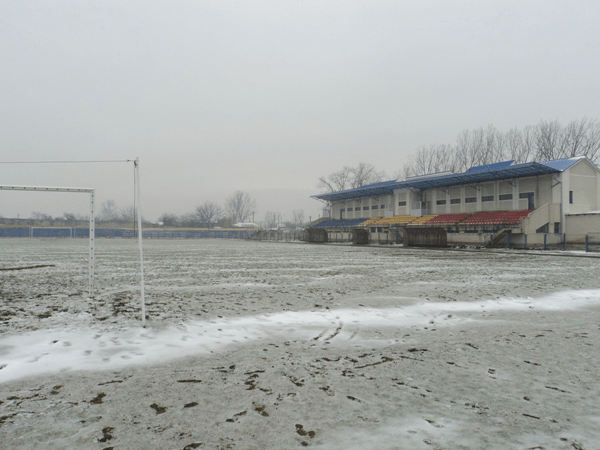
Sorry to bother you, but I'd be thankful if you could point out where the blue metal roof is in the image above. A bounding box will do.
[313,180,399,201]
[312,158,579,202]
[356,179,398,189]
[539,157,584,171]
[465,160,514,173]
[404,161,559,191]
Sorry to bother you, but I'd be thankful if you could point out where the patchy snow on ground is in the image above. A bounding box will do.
[1,239,599,449]
[2,289,599,385]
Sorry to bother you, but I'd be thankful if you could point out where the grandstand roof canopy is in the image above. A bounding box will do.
[312,157,585,202]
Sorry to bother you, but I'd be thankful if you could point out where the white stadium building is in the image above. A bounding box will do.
[310,156,600,248]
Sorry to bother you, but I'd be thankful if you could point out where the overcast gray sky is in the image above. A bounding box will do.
[1,0,599,222]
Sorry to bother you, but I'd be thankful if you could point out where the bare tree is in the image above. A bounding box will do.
[521,125,538,163]
[410,146,437,176]
[195,201,222,228]
[409,144,457,176]
[179,213,199,227]
[118,205,136,224]
[159,213,179,227]
[435,144,457,172]
[291,209,305,228]
[317,166,353,192]
[348,162,387,188]
[489,125,507,163]
[30,211,53,220]
[264,211,278,229]
[99,199,118,221]
[397,117,600,179]
[225,191,256,224]
[468,127,486,167]
[562,117,600,160]
[396,159,414,180]
[579,119,600,162]
[505,127,523,163]
[318,163,386,193]
[535,119,564,161]
[453,129,471,172]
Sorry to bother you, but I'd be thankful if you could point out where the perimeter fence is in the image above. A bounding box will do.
[0,227,258,240]
[566,232,600,253]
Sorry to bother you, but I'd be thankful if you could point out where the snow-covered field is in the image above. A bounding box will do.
[1,238,599,449]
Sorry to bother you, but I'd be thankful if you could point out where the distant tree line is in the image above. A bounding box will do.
[317,118,600,194]
[263,209,305,229]
[23,190,309,229]
[317,162,387,193]
[158,192,306,230]
[28,199,139,224]
[400,118,600,179]
[156,191,257,228]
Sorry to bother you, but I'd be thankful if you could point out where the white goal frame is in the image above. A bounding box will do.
[0,158,146,326]
[0,185,96,297]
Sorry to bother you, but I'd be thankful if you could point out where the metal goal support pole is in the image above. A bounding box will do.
[135,158,146,327]
[89,189,95,298]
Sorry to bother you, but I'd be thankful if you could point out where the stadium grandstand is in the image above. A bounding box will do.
[310,156,600,248]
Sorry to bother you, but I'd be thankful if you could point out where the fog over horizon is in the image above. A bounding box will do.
[1,1,599,222]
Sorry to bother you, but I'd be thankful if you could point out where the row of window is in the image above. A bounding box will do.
[341,205,388,212]
[342,189,575,215]
[432,192,535,205]
[342,190,575,214]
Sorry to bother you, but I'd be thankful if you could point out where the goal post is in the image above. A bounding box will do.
[0,185,96,298]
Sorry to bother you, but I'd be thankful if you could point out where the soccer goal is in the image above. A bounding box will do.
[0,157,146,326]
[0,185,97,297]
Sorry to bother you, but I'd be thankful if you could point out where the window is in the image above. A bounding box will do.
[372,205,378,209]
[347,207,353,212]
[436,199,446,205]
[519,192,534,199]
[363,206,369,211]
[380,205,385,209]
[450,198,461,204]
[569,190,574,204]
[481,195,494,202]
[465,197,477,203]
[398,201,406,206]
[340,208,345,213]
[499,194,513,201]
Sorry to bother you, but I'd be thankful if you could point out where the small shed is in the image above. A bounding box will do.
[403,227,448,247]
[352,228,369,245]
[306,228,328,243]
